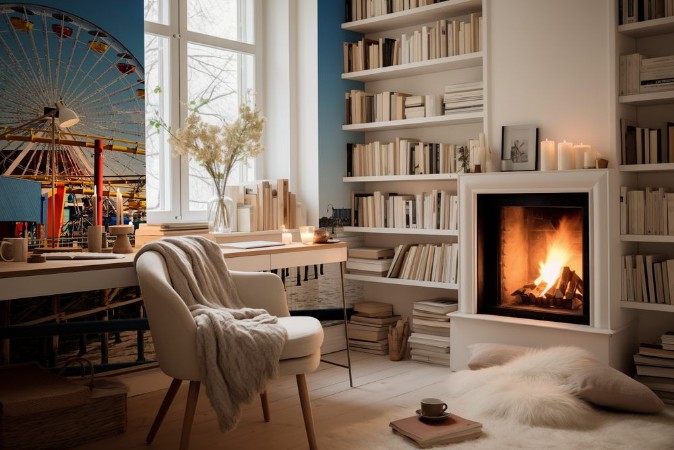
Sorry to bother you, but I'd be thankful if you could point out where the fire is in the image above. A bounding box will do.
[534,217,577,295]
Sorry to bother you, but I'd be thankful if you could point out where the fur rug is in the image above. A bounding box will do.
[320,347,674,449]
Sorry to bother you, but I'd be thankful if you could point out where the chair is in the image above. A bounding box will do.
[135,250,324,450]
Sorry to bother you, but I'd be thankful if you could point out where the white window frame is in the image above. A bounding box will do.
[144,0,262,223]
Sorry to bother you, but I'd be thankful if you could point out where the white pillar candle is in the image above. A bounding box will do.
[557,140,574,170]
[540,139,557,171]
[299,226,315,245]
[574,143,590,169]
[584,150,596,169]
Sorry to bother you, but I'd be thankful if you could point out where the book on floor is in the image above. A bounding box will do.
[353,301,394,318]
[350,314,402,326]
[389,413,482,448]
[639,343,674,359]
[347,325,389,341]
[635,364,674,379]
[634,375,674,393]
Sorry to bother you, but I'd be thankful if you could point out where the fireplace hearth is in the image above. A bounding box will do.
[476,192,590,325]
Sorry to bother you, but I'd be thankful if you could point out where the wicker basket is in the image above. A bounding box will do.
[0,361,127,450]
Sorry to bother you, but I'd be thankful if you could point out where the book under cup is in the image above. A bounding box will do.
[389,413,482,448]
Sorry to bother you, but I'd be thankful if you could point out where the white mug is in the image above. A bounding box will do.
[1,238,28,262]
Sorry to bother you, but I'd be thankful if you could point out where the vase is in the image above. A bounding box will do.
[208,194,234,233]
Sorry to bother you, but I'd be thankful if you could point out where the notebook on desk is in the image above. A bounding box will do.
[219,241,285,249]
[43,252,127,260]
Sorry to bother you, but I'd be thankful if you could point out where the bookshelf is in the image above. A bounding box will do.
[340,1,486,310]
[616,3,674,311]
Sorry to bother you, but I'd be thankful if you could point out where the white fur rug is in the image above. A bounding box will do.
[320,347,674,449]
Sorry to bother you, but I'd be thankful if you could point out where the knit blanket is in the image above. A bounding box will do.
[135,236,287,431]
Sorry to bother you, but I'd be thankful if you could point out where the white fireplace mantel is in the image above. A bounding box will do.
[450,169,637,371]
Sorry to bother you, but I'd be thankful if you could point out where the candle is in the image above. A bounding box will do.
[584,150,596,169]
[116,189,123,225]
[540,139,557,171]
[574,143,590,169]
[282,227,292,245]
[92,186,97,225]
[299,226,315,245]
[557,140,574,170]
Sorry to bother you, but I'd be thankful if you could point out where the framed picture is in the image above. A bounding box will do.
[501,125,538,171]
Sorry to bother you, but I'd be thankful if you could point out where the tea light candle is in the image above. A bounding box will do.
[299,226,315,245]
[574,143,590,169]
[116,189,123,225]
[282,228,292,245]
[557,140,574,170]
[540,139,556,171]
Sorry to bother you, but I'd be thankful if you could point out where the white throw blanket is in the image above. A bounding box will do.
[135,236,287,431]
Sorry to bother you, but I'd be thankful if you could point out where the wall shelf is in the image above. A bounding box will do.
[344,273,458,289]
[621,301,674,312]
[618,90,674,106]
[342,53,482,82]
[343,174,459,182]
[621,235,674,243]
[619,163,674,173]
[343,226,458,236]
[343,111,483,132]
[342,0,482,34]
[618,15,674,38]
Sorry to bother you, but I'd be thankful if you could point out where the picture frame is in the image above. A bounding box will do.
[501,125,538,171]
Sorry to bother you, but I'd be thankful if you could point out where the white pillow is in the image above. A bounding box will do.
[467,343,531,370]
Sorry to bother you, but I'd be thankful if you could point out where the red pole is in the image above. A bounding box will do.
[94,139,104,226]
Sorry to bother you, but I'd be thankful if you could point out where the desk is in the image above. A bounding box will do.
[0,242,352,384]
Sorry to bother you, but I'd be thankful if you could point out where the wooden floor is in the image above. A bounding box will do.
[76,351,451,450]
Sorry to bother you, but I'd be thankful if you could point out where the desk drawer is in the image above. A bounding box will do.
[224,254,270,271]
[270,247,347,269]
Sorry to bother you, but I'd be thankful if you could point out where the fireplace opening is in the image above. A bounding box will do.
[476,193,590,325]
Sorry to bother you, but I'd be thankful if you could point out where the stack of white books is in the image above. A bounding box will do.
[443,81,483,114]
[348,301,398,355]
[409,298,458,366]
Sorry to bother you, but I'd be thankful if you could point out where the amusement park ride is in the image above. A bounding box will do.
[0,3,146,246]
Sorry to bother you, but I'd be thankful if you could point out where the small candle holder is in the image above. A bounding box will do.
[108,224,134,254]
[299,226,315,245]
[281,229,293,245]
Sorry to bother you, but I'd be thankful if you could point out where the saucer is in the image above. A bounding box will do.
[415,409,450,422]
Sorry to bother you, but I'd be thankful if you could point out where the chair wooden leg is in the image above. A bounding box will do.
[147,378,183,444]
[180,381,200,450]
[260,389,270,422]
[296,374,318,450]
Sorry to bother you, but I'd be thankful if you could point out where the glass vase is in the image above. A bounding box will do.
[208,194,234,233]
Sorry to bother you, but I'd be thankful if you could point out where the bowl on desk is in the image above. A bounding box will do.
[312,228,330,244]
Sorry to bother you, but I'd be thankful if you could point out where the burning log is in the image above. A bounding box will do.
[511,266,582,311]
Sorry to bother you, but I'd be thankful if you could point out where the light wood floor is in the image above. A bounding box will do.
[76,351,450,450]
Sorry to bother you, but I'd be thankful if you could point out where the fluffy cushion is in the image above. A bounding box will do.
[568,364,665,413]
[467,342,531,369]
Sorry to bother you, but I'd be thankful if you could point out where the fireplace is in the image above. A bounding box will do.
[449,171,637,372]
[476,193,590,325]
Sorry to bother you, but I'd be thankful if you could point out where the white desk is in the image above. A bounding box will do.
[0,242,353,384]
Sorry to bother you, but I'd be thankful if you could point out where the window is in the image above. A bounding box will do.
[144,0,257,222]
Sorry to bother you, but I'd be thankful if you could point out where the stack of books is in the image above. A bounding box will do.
[409,298,458,366]
[404,95,426,119]
[443,81,483,114]
[389,413,482,447]
[633,333,674,405]
[620,252,674,304]
[619,53,674,95]
[347,301,400,355]
[346,247,395,277]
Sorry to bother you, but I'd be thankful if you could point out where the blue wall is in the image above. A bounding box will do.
[317,0,363,220]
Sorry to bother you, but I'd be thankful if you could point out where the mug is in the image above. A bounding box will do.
[0,237,28,262]
[420,398,448,417]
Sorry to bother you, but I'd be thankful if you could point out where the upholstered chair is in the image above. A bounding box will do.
[135,250,324,450]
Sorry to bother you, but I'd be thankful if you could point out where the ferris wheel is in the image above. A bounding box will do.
[0,3,145,197]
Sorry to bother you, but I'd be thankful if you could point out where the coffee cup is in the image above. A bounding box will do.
[420,398,448,417]
[1,237,28,262]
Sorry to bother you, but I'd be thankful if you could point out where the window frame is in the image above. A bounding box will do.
[144,0,262,223]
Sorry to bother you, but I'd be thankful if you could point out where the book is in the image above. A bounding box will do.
[389,414,482,448]
[348,247,395,259]
[413,298,458,314]
[350,314,402,326]
[353,301,393,317]
[639,343,674,359]
[347,326,389,341]
[634,354,674,368]
[346,258,393,272]
[634,375,674,393]
[635,364,674,379]
[43,252,126,260]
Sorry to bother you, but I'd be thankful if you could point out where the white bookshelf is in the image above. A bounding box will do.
[616,6,674,314]
[343,174,459,182]
[343,226,458,236]
[344,273,458,290]
[342,111,483,132]
[342,53,482,82]
[342,0,482,34]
